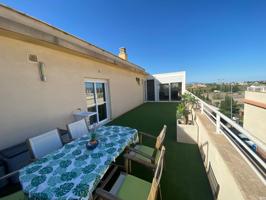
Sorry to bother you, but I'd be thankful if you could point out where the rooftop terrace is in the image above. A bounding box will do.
[0,97,265,199]
[109,102,213,200]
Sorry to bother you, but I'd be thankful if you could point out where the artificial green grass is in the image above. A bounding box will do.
[109,102,213,200]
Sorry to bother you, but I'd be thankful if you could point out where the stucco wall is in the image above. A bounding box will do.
[0,35,146,150]
[176,114,245,199]
[196,112,265,200]
[196,116,245,200]
[243,91,266,145]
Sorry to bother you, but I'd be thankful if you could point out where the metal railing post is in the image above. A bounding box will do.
[216,114,220,134]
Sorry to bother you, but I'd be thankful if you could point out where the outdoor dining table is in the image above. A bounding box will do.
[19,125,138,200]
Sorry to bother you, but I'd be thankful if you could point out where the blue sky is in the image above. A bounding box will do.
[1,0,266,83]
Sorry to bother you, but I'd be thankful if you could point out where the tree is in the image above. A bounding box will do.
[206,93,210,102]
[219,95,240,118]
[232,85,240,92]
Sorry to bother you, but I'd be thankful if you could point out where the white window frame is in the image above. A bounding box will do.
[84,79,110,125]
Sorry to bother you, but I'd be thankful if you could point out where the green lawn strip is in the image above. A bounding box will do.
[109,102,213,200]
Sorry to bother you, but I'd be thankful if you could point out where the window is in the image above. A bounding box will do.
[85,80,109,124]
[96,83,107,121]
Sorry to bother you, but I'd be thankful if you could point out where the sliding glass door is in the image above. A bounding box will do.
[159,84,170,101]
[170,82,182,101]
[85,80,109,124]
[158,82,182,101]
[146,80,155,101]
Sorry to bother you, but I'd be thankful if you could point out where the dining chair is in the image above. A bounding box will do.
[124,125,167,172]
[27,129,63,160]
[67,119,89,140]
[96,146,166,200]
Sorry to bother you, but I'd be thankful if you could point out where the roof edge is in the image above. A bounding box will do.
[0,4,147,75]
[152,71,186,76]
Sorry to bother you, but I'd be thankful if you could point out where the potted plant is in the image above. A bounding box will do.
[181,93,198,111]
[176,93,199,144]
[176,93,198,125]
[176,103,189,124]
[86,123,99,150]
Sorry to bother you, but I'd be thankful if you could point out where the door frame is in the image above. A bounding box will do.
[84,79,110,125]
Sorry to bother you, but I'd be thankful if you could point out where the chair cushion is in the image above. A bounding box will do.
[0,191,27,200]
[133,145,160,163]
[116,174,151,200]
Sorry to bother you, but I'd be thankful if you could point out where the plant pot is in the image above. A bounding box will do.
[176,121,198,144]
[86,140,99,150]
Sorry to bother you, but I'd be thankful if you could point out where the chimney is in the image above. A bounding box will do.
[118,47,128,60]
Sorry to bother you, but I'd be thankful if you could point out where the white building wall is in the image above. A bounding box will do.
[243,91,266,145]
[146,71,186,101]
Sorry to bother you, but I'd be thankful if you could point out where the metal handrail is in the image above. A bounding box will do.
[187,91,266,150]
[186,90,266,181]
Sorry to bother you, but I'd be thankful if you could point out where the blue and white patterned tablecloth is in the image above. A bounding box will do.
[19,125,138,200]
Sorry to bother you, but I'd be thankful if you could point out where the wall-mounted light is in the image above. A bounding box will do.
[38,62,46,81]
[28,54,38,63]
[136,77,141,85]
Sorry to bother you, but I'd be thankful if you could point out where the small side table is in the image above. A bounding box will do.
[73,111,97,126]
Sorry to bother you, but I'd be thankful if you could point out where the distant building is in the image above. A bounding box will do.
[190,83,207,89]
[243,89,266,145]
[247,85,266,93]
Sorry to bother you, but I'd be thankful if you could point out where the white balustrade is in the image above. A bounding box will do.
[185,90,266,182]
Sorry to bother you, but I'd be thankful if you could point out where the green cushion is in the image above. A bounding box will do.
[117,174,151,200]
[0,191,27,200]
[135,145,160,163]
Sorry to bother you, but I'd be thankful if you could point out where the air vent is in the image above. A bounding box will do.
[28,54,38,63]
